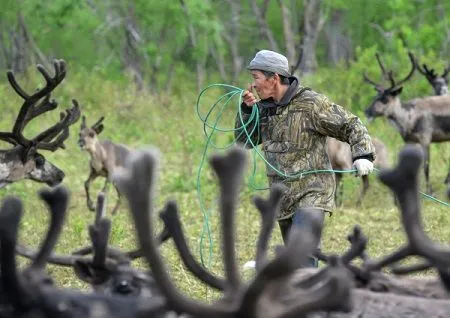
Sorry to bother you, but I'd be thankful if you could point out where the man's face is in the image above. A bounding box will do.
[250,70,277,100]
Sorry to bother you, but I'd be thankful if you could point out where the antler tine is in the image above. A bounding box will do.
[7,70,30,100]
[9,60,67,148]
[375,52,389,79]
[116,148,232,317]
[0,132,19,145]
[159,200,226,291]
[410,52,428,76]
[393,52,416,88]
[387,70,397,90]
[34,59,66,100]
[16,244,120,267]
[89,218,111,269]
[442,65,450,79]
[341,225,368,265]
[81,114,87,129]
[363,71,383,89]
[366,145,450,281]
[95,192,107,226]
[92,116,105,130]
[253,184,284,271]
[0,196,30,309]
[238,209,321,317]
[209,146,247,296]
[33,99,81,151]
[29,186,69,271]
[390,260,432,275]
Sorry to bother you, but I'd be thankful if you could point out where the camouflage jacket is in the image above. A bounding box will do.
[235,85,375,220]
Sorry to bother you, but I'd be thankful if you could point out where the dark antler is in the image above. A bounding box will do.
[253,184,284,271]
[363,145,450,291]
[159,200,226,291]
[92,116,105,130]
[6,60,66,146]
[209,147,248,297]
[0,60,80,152]
[387,52,416,89]
[116,148,234,317]
[32,99,81,151]
[442,65,450,79]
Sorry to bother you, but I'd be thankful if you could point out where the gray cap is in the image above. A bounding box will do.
[247,50,291,77]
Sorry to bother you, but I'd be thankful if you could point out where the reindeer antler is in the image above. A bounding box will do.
[362,145,450,291]
[0,61,80,152]
[364,52,416,92]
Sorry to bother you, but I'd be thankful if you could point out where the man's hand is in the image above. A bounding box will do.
[352,159,374,177]
[242,84,258,106]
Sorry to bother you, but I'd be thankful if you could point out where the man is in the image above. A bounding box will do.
[235,50,375,267]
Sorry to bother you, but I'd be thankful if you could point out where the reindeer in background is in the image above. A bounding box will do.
[411,53,449,96]
[363,52,450,194]
[79,116,131,214]
[411,53,450,199]
[0,60,80,188]
[327,137,390,207]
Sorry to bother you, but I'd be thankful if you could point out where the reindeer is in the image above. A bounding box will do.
[0,60,80,188]
[79,116,131,214]
[16,192,170,298]
[410,54,450,199]
[3,145,450,317]
[327,137,390,206]
[363,52,450,194]
[411,53,449,96]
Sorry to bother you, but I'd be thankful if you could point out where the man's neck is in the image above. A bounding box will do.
[273,84,290,103]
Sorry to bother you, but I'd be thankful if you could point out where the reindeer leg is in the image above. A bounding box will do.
[335,173,343,207]
[84,169,98,212]
[356,175,370,207]
[111,184,121,215]
[423,144,433,194]
[101,178,110,194]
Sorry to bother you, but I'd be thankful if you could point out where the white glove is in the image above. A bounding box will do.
[352,159,374,176]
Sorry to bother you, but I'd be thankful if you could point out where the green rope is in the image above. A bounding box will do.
[195,83,450,268]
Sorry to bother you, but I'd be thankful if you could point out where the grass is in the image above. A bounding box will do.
[1,68,450,302]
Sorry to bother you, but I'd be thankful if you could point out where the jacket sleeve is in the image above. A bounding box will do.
[234,103,262,149]
[311,95,376,161]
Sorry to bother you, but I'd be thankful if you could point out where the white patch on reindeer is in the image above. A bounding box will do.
[0,162,10,181]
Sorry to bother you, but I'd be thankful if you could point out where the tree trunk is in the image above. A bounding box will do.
[277,0,296,69]
[298,0,327,76]
[249,0,280,52]
[122,4,145,91]
[325,10,353,67]
[179,0,207,92]
[223,0,243,84]
[210,44,228,81]
[0,12,49,74]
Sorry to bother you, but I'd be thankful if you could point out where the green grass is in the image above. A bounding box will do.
[1,69,450,302]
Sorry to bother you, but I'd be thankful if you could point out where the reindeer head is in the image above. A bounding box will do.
[78,116,104,151]
[363,52,416,121]
[411,53,449,96]
[2,147,65,187]
[0,60,80,187]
